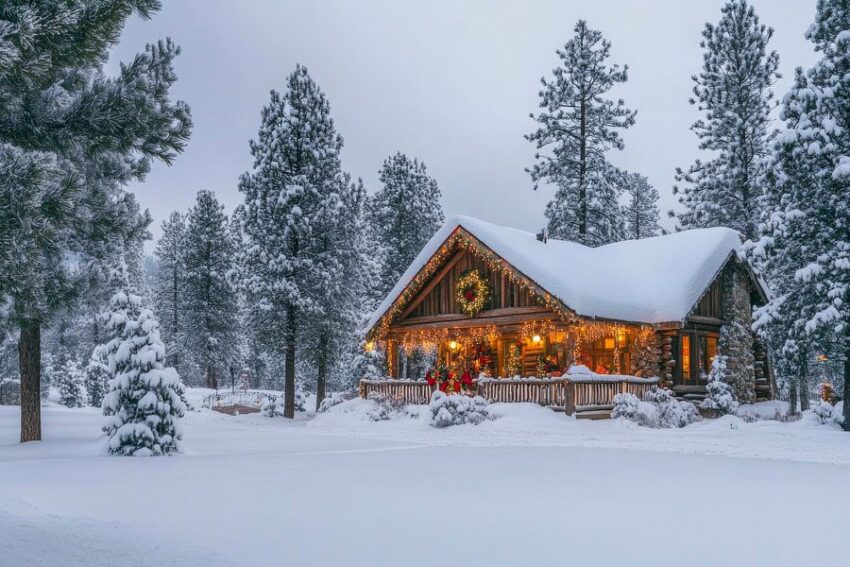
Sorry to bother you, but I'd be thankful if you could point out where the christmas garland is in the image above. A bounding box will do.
[426,365,474,393]
[455,269,489,316]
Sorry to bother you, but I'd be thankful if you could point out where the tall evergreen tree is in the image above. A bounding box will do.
[154,211,188,374]
[673,0,780,240]
[305,174,375,407]
[368,152,444,296]
[238,65,343,418]
[526,20,636,246]
[621,172,661,240]
[183,190,240,389]
[754,0,850,429]
[0,1,191,442]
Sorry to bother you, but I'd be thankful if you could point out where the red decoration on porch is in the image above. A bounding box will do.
[425,365,473,394]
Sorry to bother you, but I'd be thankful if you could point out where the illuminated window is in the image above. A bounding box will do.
[681,335,692,383]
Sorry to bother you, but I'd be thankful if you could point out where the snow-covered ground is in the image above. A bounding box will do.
[1,392,848,567]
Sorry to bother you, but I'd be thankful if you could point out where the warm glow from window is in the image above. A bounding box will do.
[682,335,692,381]
[604,337,615,350]
[617,330,626,347]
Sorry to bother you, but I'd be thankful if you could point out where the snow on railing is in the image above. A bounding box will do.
[202,390,267,409]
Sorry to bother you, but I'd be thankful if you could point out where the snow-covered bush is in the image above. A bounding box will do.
[611,393,658,427]
[84,352,110,408]
[428,391,493,428]
[317,392,346,413]
[102,268,186,457]
[611,386,699,428]
[833,401,845,426]
[55,359,88,408]
[700,356,738,416]
[813,400,834,425]
[365,392,405,421]
[261,394,283,417]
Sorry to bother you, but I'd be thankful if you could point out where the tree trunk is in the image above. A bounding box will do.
[283,303,297,419]
[19,321,42,443]
[578,98,587,238]
[844,333,850,431]
[788,375,799,417]
[799,370,810,412]
[315,331,328,411]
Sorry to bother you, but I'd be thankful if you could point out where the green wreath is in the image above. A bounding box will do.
[456,269,489,316]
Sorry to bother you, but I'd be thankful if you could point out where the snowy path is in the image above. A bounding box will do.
[1,403,849,566]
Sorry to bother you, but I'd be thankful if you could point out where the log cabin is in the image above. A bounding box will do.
[363,216,775,405]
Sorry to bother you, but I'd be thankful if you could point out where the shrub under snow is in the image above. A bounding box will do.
[317,392,346,413]
[55,358,88,408]
[261,394,283,417]
[812,400,834,425]
[700,356,738,416]
[428,391,493,428]
[611,386,700,429]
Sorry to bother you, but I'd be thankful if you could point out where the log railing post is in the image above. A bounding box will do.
[564,380,576,416]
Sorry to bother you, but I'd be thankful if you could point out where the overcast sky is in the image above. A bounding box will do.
[108,0,819,250]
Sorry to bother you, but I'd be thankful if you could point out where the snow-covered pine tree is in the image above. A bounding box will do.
[672,0,780,240]
[526,20,635,246]
[754,0,850,429]
[84,348,110,408]
[621,172,661,240]
[0,2,191,443]
[55,358,88,408]
[238,65,344,418]
[183,190,240,389]
[154,211,188,375]
[102,256,186,456]
[368,152,444,296]
[305,174,375,408]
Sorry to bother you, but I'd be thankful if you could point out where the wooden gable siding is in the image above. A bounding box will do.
[693,275,723,320]
[403,249,540,319]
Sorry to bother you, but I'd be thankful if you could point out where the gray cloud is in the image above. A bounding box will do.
[108,0,818,249]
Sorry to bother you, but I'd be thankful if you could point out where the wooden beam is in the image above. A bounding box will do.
[398,249,466,320]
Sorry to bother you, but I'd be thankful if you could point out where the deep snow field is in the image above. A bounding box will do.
[1,390,849,567]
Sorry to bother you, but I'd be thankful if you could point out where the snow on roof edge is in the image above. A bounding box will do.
[365,215,747,334]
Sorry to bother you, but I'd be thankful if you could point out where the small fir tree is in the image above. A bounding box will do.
[621,172,661,240]
[55,358,88,408]
[102,259,186,456]
[526,20,636,246]
[84,349,110,408]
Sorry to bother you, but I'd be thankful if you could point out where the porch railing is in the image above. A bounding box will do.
[359,379,433,405]
[358,376,660,416]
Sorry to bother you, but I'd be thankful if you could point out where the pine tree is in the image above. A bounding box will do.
[183,190,240,389]
[154,211,188,374]
[673,0,780,240]
[305,174,375,407]
[752,0,850,423]
[102,257,186,456]
[84,348,110,408]
[368,152,444,296]
[621,172,661,240]
[0,2,191,443]
[55,358,87,408]
[526,20,636,246]
[238,65,344,418]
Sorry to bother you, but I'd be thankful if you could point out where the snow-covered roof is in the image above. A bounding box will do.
[368,215,749,330]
